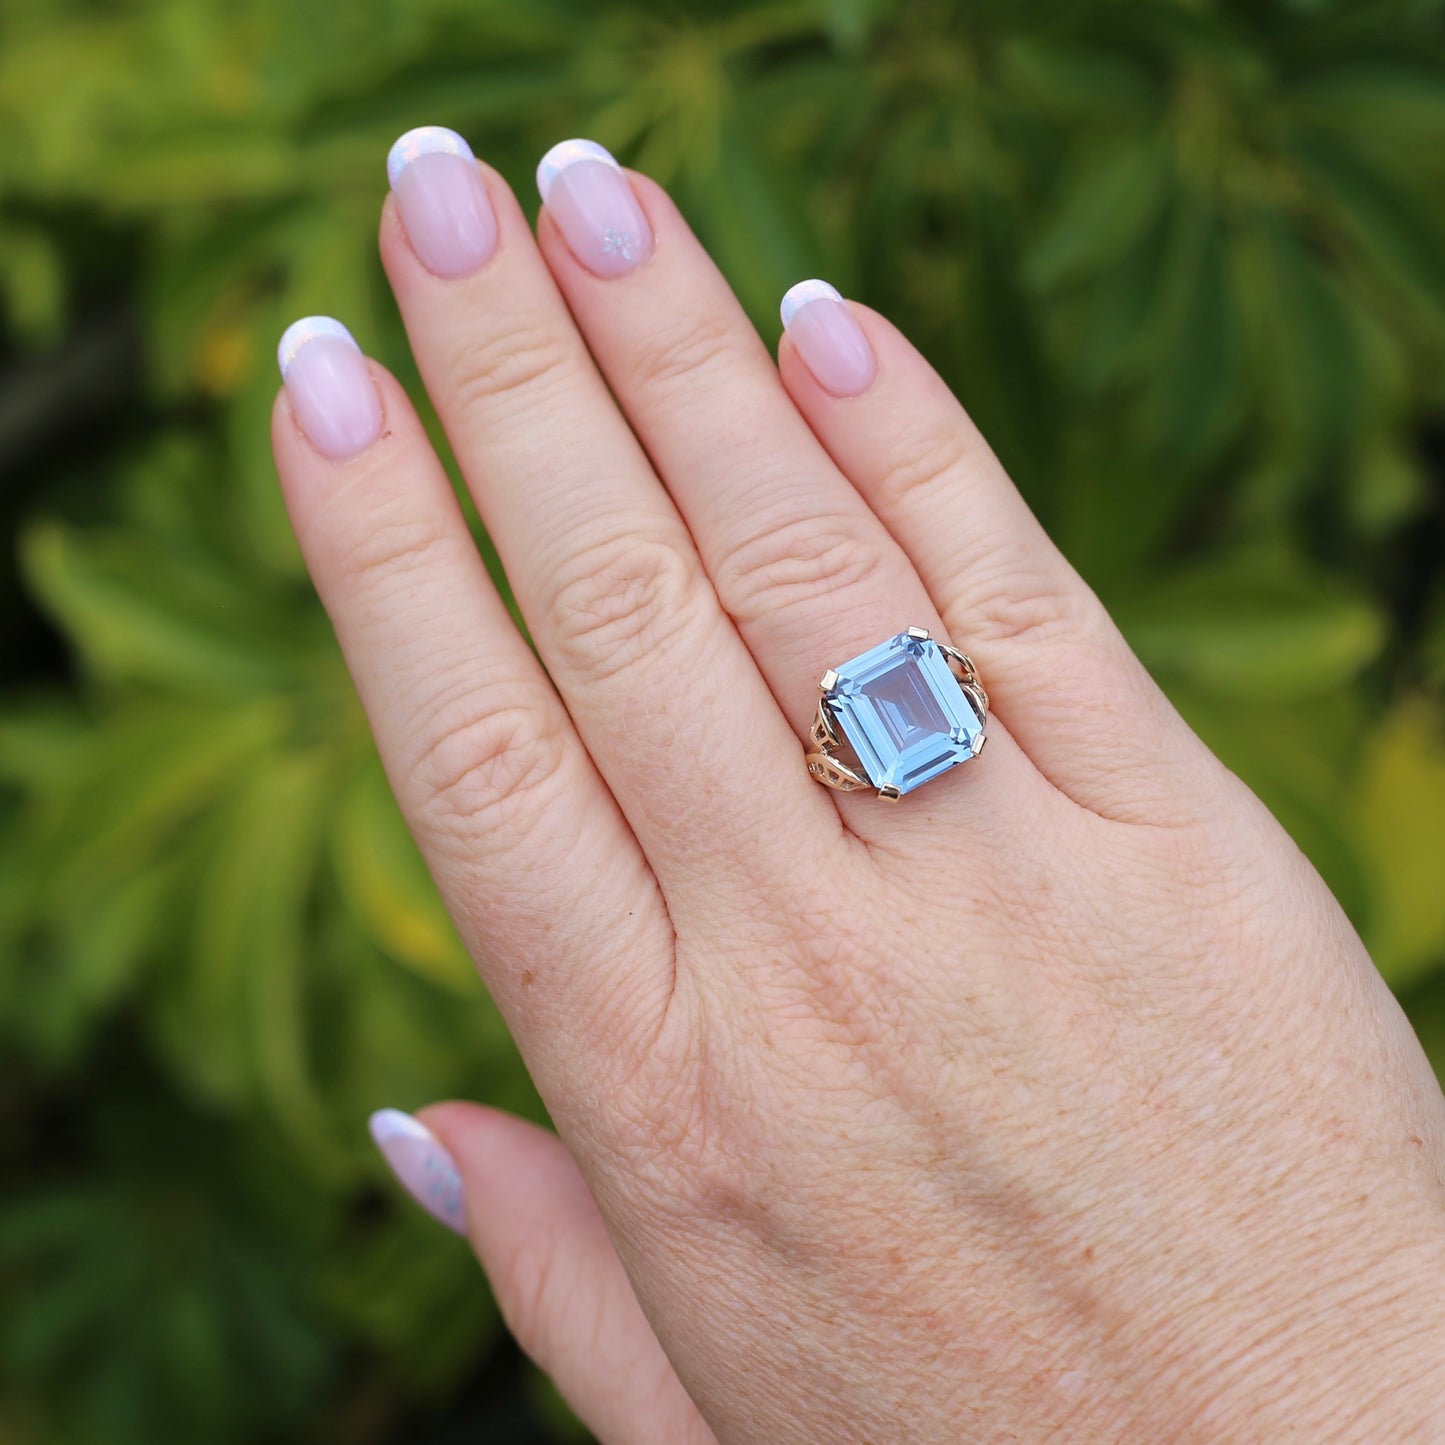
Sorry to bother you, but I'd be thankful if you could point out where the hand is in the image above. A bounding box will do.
[272,132,1445,1443]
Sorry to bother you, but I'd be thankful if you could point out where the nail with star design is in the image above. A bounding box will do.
[536,139,653,279]
[369,1109,468,1234]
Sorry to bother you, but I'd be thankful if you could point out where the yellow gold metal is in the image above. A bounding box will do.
[806,629,990,799]
[805,751,869,791]
[810,704,841,752]
[939,642,989,716]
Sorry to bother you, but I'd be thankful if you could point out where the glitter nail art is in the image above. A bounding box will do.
[369,1108,467,1234]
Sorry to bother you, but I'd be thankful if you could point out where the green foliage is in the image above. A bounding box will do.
[2,0,1444,1439]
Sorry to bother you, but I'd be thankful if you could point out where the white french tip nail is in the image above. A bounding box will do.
[386,125,476,190]
[369,1107,435,1145]
[535,137,621,204]
[780,278,844,330]
[276,316,359,379]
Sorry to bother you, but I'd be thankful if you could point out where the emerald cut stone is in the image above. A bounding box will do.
[824,632,983,794]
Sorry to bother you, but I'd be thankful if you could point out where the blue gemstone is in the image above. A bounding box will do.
[825,633,983,794]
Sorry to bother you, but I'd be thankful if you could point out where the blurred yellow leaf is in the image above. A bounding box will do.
[1356,699,1445,989]
[333,763,477,995]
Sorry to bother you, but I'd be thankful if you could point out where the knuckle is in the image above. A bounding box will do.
[624,307,737,394]
[447,320,577,416]
[961,543,1093,648]
[548,533,703,683]
[874,425,978,514]
[716,515,886,624]
[410,697,569,840]
[331,505,453,595]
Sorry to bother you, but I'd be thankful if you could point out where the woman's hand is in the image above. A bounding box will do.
[272,132,1445,1443]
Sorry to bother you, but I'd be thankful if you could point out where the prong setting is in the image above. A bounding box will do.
[819,668,839,693]
[906,625,930,640]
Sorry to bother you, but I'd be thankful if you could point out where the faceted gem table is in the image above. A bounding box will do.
[819,631,985,796]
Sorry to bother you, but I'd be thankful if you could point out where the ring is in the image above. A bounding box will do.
[806,627,988,801]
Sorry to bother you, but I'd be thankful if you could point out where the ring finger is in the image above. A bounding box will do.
[532,141,1040,834]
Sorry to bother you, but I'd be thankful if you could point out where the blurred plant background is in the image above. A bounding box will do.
[2,0,1444,1439]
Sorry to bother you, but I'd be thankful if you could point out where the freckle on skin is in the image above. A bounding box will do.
[520,968,535,988]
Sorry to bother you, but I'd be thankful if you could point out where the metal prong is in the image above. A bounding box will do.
[972,730,988,757]
[906,625,930,640]
[878,784,902,802]
[819,669,839,692]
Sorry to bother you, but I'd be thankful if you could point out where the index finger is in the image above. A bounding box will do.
[271,323,674,1095]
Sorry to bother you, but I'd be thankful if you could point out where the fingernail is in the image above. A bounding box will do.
[387,126,498,279]
[780,279,877,398]
[536,138,653,278]
[369,1109,467,1235]
[277,317,383,460]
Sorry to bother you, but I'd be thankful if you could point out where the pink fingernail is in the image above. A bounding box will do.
[387,126,497,279]
[369,1109,467,1234]
[536,138,653,278]
[277,317,383,460]
[780,279,877,398]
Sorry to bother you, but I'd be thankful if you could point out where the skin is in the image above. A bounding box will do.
[271,159,1445,1443]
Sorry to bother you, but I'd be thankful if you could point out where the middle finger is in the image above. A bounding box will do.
[380,130,836,896]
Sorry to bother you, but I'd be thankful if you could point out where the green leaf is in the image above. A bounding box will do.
[34,700,285,907]
[1024,129,1169,291]
[0,222,65,343]
[1116,552,1386,700]
[1293,132,1445,329]
[1292,62,1445,178]
[157,746,342,1171]
[22,522,299,695]
[822,0,888,53]
[679,122,818,331]
[1231,210,1364,475]
[957,201,1061,507]
[14,860,183,1063]
[1344,428,1429,537]
[95,124,297,211]
[1137,190,1244,468]
[0,698,91,789]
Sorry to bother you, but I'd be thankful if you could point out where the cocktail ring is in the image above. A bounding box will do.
[805,627,988,800]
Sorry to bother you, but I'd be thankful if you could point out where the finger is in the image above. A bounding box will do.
[533,145,1042,828]
[271,320,671,1084]
[373,1105,716,1445]
[779,290,1213,825]
[379,129,834,896]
